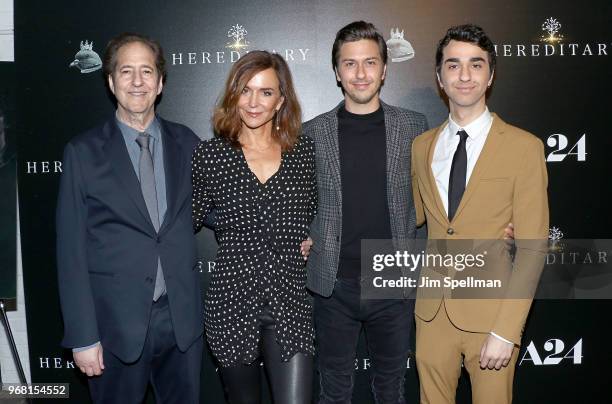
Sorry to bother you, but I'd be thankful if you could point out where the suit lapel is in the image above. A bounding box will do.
[451,113,506,222]
[382,102,400,191]
[381,103,403,240]
[158,118,184,235]
[102,119,156,234]
[323,106,342,201]
[425,123,450,226]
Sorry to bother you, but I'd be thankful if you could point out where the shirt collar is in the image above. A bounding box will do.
[447,107,492,140]
[115,112,161,141]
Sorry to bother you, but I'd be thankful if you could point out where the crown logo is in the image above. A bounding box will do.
[69,39,102,74]
[540,17,564,43]
[386,27,415,62]
[80,40,94,51]
[226,24,249,50]
[390,28,405,40]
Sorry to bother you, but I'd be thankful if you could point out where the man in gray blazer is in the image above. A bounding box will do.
[303,21,428,403]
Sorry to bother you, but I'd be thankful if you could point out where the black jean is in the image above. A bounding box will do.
[220,305,313,404]
[314,278,414,404]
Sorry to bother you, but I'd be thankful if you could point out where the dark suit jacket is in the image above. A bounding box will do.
[56,116,202,362]
[304,101,428,297]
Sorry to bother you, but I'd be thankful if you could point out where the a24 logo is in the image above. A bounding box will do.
[546,134,587,162]
[519,338,582,365]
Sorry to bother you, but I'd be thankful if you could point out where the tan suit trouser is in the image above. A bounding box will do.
[415,300,519,404]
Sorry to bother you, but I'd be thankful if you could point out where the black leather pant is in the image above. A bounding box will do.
[220,306,313,404]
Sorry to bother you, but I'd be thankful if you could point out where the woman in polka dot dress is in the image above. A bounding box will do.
[192,51,316,403]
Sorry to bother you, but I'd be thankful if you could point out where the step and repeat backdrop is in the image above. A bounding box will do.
[14,0,611,402]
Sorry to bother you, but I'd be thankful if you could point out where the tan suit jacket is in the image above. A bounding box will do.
[411,113,549,345]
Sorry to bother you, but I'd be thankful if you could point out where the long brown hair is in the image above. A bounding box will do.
[213,51,302,151]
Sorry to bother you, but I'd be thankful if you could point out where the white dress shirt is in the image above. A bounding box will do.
[431,107,493,216]
[431,108,513,346]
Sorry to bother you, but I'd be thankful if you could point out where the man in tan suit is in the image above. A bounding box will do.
[411,24,549,403]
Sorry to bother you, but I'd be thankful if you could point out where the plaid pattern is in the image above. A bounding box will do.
[304,101,428,297]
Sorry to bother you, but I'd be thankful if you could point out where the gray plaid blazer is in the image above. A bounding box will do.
[304,101,428,297]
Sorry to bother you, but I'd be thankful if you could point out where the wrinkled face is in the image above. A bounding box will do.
[335,39,386,111]
[108,41,163,119]
[237,68,284,131]
[438,40,493,112]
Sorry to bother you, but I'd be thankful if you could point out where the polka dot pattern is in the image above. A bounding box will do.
[192,135,317,367]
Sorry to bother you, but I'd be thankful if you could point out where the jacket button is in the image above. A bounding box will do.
[447,228,454,235]
[335,235,340,242]
[145,277,153,284]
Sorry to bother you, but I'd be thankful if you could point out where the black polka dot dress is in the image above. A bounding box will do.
[192,135,317,367]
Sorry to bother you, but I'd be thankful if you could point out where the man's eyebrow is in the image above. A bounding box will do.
[118,63,155,69]
[340,56,381,62]
[444,57,486,63]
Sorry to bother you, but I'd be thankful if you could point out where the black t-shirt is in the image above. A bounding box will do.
[337,106,392,279]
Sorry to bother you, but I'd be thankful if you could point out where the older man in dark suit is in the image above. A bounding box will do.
[56,33,202,403]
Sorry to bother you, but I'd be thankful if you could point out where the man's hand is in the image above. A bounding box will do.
[300,237,313,260]
[74,344,104,376]
[479,334,514,370]
[503,222,515,240]
[503,222,515,252]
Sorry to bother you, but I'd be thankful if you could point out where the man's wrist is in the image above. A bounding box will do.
[72,341,100,352]
[490,332,513,346]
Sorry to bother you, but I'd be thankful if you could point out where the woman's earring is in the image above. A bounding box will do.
[275,111,280,131]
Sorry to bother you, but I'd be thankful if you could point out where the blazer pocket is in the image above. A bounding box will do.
[477,177,512,202]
